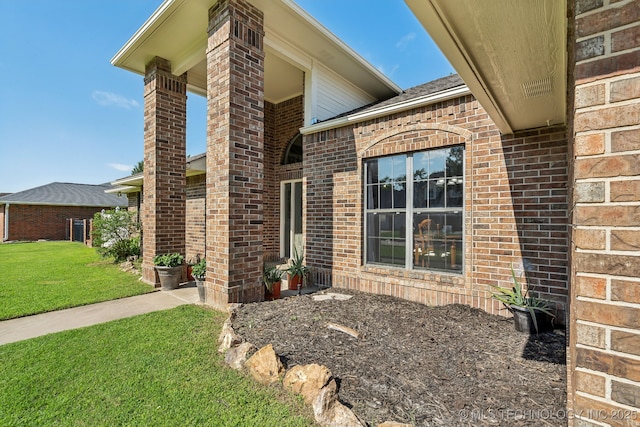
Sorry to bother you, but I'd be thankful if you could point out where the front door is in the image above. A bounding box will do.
[281,180,303,259]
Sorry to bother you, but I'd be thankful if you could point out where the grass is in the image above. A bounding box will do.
[0,241,153,320]
[0,305,315,426]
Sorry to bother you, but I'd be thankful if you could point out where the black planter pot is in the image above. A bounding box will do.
[511,305,554,334]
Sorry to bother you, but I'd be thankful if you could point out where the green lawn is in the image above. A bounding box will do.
[0,306,314,426]
[0,241,153,320]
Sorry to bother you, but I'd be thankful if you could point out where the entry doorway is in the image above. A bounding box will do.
[281,179,303,259]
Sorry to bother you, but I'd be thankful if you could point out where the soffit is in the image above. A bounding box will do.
[405,0,566,133]
[112,0,399,103]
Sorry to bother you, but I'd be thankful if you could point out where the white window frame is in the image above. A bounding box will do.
[363,146,465,273]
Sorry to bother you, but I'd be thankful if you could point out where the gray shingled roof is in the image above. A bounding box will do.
[361,74,464,112]
[0,182,127,207]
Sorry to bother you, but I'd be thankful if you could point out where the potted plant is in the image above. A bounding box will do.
[491,265,554,334]
[263,265,283,301]
[191,257,206,303]
[153,253,184,291]
[286,250,310,291]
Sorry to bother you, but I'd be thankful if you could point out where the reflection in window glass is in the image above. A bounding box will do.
[412,211,463,273]
[364,146,464,273]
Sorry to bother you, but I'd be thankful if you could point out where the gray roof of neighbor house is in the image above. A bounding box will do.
[0,182,128,207]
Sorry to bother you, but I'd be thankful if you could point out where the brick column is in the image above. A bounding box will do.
[205,0,264,307]
[141,57,187,285]
[569,0,640,423]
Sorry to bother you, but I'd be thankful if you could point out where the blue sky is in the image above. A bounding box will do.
[0,0,453,194]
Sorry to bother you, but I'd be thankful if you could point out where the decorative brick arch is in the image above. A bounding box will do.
[359,123,473,158]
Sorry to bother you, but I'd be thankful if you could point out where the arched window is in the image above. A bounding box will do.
[282,133,303,165]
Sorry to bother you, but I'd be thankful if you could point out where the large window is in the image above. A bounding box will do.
[364,146,464,273]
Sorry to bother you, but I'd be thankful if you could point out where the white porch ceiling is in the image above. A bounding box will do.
[112,0,399,104]
[406,0,567,133]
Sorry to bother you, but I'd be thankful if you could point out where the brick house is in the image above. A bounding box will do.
[112,0,639,421]
[0,182,127,242]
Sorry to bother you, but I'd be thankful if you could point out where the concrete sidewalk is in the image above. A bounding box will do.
[0,284,200,346]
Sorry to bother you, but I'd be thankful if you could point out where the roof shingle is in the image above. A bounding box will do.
[0,182,127,207]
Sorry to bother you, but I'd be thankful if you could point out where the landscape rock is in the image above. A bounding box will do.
[224,342,257,370]
[378,422,414,427]
[244,344,284,385]
[217,317,242,353]
[283,363,333,404]
[312,378,364,427]
[312,293,353,301]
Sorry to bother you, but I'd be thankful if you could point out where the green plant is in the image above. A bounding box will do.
[109,237,141,262]
[191,258,206,280]
[153,253,184,267]
[491,264,554,332]
[92,208,141,262]
[263,265,284,292]
[286,250,310,280]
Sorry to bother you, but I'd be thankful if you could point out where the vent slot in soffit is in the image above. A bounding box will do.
[521,76,553,98]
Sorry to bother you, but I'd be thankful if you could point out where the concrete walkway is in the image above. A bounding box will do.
[0,284,200,346]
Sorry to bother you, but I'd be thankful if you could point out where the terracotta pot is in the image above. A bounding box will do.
[288,274,302,291]
[265,281,282,301]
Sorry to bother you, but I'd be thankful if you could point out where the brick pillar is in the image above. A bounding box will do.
[205,0,264,307]
[569,0,640,424]
[141,57,187,285]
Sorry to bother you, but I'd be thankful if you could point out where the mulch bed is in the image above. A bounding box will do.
[232,289,567,427]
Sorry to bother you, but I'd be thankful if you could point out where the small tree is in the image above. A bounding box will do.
[131,160,144,175]
[92,208,141,262]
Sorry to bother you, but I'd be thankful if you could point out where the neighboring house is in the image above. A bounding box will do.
[0,182,127,242]
[112,0,639,421]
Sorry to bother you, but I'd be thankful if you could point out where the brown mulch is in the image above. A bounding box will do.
[232,288,567,427]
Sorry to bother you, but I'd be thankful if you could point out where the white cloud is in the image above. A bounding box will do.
[108,163,133,172]
[92,91,139,109]
[395,32,416,51]
[377,64,400,78]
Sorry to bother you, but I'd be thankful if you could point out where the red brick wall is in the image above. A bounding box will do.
[569,0,640,423]
[205,0,265,307]
[305,95,570,323]
[264,95,304,259]
[186,174,206,263]
[3,204,112,241]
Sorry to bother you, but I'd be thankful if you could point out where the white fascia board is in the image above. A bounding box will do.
[300,85,471,135]
[111,0,180,67]
[110,174,143,187]
[405,0,512,133]
[281,0,402,94]
[105,186,139,195]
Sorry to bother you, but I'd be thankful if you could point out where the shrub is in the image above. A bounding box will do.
[92,208,141,262]
[153,253,184,267]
